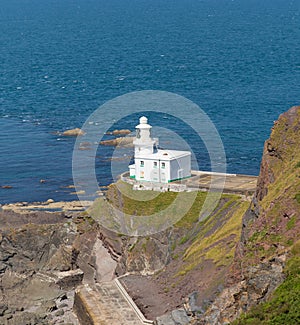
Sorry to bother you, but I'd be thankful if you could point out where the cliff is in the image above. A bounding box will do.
[202,106,300,324]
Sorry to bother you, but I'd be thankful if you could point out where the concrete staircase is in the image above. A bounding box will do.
[74,280,153,325]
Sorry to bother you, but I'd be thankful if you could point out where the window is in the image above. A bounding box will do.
[153,161,158,168]
[136,129,141,139]
[140,160,144,167]
[140,171,144,179]
[161,162,165,169]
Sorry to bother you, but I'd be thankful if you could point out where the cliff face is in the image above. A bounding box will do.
[203,106,300,324]
[248,105,300,256]
[0,210,84,324]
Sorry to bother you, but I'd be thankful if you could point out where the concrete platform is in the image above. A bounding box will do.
[183,171,258,195]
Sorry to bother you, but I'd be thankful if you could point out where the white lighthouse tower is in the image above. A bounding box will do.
[129,116,191,183]
[133,116,158,156]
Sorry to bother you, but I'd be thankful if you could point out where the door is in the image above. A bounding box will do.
[178,169,183,180]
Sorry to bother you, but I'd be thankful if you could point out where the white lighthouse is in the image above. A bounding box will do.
[133,116,158,156]
[129,116,191,183]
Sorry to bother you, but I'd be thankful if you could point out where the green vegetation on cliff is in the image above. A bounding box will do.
[231,107,300,324]
[182,199,249,271]
[232,241,300,325]
[245,107,300,262]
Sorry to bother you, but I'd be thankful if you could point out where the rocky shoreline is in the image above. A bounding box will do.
[0,207,83,325]
[1,200,93,215]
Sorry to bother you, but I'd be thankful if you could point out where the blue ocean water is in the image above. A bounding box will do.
[0,0,299,203]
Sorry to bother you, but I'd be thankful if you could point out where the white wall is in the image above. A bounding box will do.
[170,155,191,181]
[129,164,135,177]
[135,158,171,183]
[134,154,190,183]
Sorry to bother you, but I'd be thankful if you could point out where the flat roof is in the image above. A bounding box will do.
[136,149,191,161]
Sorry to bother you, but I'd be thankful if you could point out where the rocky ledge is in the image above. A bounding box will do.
[1,200,93,215]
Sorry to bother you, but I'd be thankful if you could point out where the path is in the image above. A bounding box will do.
[74,280,153,325]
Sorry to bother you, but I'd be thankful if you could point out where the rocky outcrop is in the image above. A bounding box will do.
[202,252,287,324]
[0,210,82,324]
[106,129,131,136]
[255,105,300,202]
[100,136,134,147]
[156,309,192,325]
[63,128,85,136]
[0,185,12,189]
[2,200,93,214]
[124,233,171,275]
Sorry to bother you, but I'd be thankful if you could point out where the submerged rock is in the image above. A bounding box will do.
[63,128,85,136]
[106,129,131,136]
[100,136,134,147]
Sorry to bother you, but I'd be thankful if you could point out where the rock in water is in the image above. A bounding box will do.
[1,185,12,189]
[63,128,85,136]
[107,129,131,135]
[100,136,134,147]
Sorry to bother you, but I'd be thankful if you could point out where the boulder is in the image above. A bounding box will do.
[45,199,54,205]
[171,309,191,324]
[156,313,176,325]
[156,309,191,325]
[40,300,57,313]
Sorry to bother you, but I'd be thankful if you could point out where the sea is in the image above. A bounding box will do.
[0,0,299,204]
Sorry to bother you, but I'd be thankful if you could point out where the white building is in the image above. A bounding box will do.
[129,116,191,183]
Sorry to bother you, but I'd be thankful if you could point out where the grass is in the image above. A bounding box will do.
[89,180,206,234]
[184,201,248,261]
[295,193,300,204]
[179,235,189,245]
[174,199,249,276]
[107,181,179,216]
[258,110,300,214]
[286,216,297,230]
